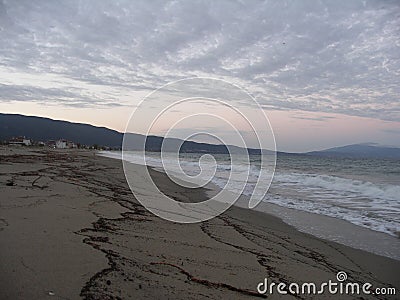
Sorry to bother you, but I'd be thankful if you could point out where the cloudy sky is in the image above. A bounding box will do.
[0,0,399,151]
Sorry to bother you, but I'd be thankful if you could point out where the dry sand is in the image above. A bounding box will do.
[0,147,398,299]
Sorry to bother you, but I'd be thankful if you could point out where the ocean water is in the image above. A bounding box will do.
[101,151,400,238]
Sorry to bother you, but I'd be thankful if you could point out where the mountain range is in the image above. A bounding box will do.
[1,113,399,159]
[0,113,257,154]
[306,143,400,159]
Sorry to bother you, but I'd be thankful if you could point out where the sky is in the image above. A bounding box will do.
[0,0,399,152]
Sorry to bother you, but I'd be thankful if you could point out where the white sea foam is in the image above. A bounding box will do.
[273,173,400,202]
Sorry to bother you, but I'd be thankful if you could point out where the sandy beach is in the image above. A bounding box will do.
[0,146,399,299]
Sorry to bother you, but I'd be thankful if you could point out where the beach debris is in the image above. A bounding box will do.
[6,180,14,186]
[48,291,55,296]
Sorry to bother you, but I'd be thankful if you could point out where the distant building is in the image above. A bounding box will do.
[56,139,67,149]
[9,137,31,146]
[66,141,77,148]
[55,139,77,149]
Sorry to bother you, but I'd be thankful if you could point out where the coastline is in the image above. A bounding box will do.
[103,150,400,261]
[233,196,400,261]
[1,147,399,299]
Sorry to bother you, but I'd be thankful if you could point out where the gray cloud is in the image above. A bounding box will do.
[0,83,122,107]
[291,114,336,122]
[0,0,399,120]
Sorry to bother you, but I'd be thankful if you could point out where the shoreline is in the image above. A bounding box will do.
[1,147,399,299]
[242,200,400,261]
[102,150,400,261]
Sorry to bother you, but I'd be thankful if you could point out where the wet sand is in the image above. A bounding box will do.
[0,147,398,299]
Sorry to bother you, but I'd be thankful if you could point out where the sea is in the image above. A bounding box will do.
[100,151,400,239]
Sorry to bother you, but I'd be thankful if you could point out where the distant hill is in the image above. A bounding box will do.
[3,114,397,158]
[0,113,123,148]
[0,113,263,154]
[306,143,400,159]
